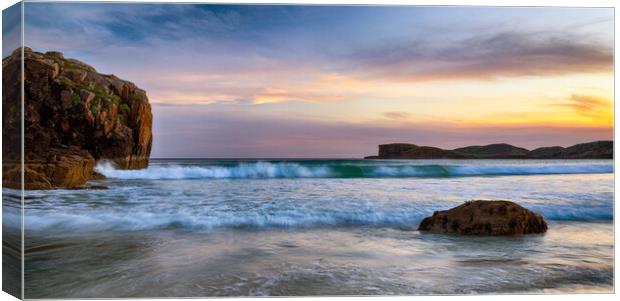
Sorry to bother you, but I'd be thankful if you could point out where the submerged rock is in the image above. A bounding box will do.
[87,185,109,190]
[418,200,547,235]
[2,47,152,189]
[66,184,109,190]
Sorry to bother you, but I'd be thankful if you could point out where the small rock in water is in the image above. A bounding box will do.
[87,185,109,190]
[90,171,107,180]
[418,200,547,235]
[65,185,109,190]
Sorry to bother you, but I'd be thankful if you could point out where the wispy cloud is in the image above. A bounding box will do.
[552,94,613,120]
[24,4,613,80]
[345,31,612,82]
[253,87,348,104]
[24,4,242,45]
[382,112,410,120]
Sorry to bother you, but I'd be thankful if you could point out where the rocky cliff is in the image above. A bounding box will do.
[2,47,152,189]
[365,141,613,159]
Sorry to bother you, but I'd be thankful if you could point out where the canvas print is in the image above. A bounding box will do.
[1,1,614,298]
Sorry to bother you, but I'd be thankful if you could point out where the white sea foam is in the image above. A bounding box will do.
[23,209,424,232]
[20,202,613,233]
[95,161,332,179]
[96,161,613,180]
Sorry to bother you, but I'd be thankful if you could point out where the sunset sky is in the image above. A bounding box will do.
[9,3,614,157]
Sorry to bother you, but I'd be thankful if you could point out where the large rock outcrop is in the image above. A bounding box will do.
[2,47,152,189]
[418,200,547,235]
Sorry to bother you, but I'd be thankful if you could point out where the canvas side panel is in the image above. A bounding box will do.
[2,1,24,299]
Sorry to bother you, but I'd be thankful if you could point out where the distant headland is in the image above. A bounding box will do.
[364,141,613,159]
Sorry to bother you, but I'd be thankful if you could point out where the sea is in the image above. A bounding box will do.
[2,158,614,297]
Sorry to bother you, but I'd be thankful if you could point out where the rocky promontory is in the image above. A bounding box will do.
[418,200,548,235]
[365,141,613,159]
[371,143,468,159]
[2,47,152,189]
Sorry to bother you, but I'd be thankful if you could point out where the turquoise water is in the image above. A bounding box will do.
[6,159,614,297]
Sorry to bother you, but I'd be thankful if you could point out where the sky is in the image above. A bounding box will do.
[9,3,615,157]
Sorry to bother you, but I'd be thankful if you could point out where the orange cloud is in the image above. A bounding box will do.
[561,94,612,117]
[547,94,613,126]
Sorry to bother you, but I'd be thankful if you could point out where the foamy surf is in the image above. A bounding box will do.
[95,160,613,180]
[95,161,331,180]
[19,203,613,233]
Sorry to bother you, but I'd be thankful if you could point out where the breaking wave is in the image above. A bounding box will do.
[20,203,612,233]
[96,161,613,180]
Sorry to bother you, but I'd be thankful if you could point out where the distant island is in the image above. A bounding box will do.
[364,141,613,159]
